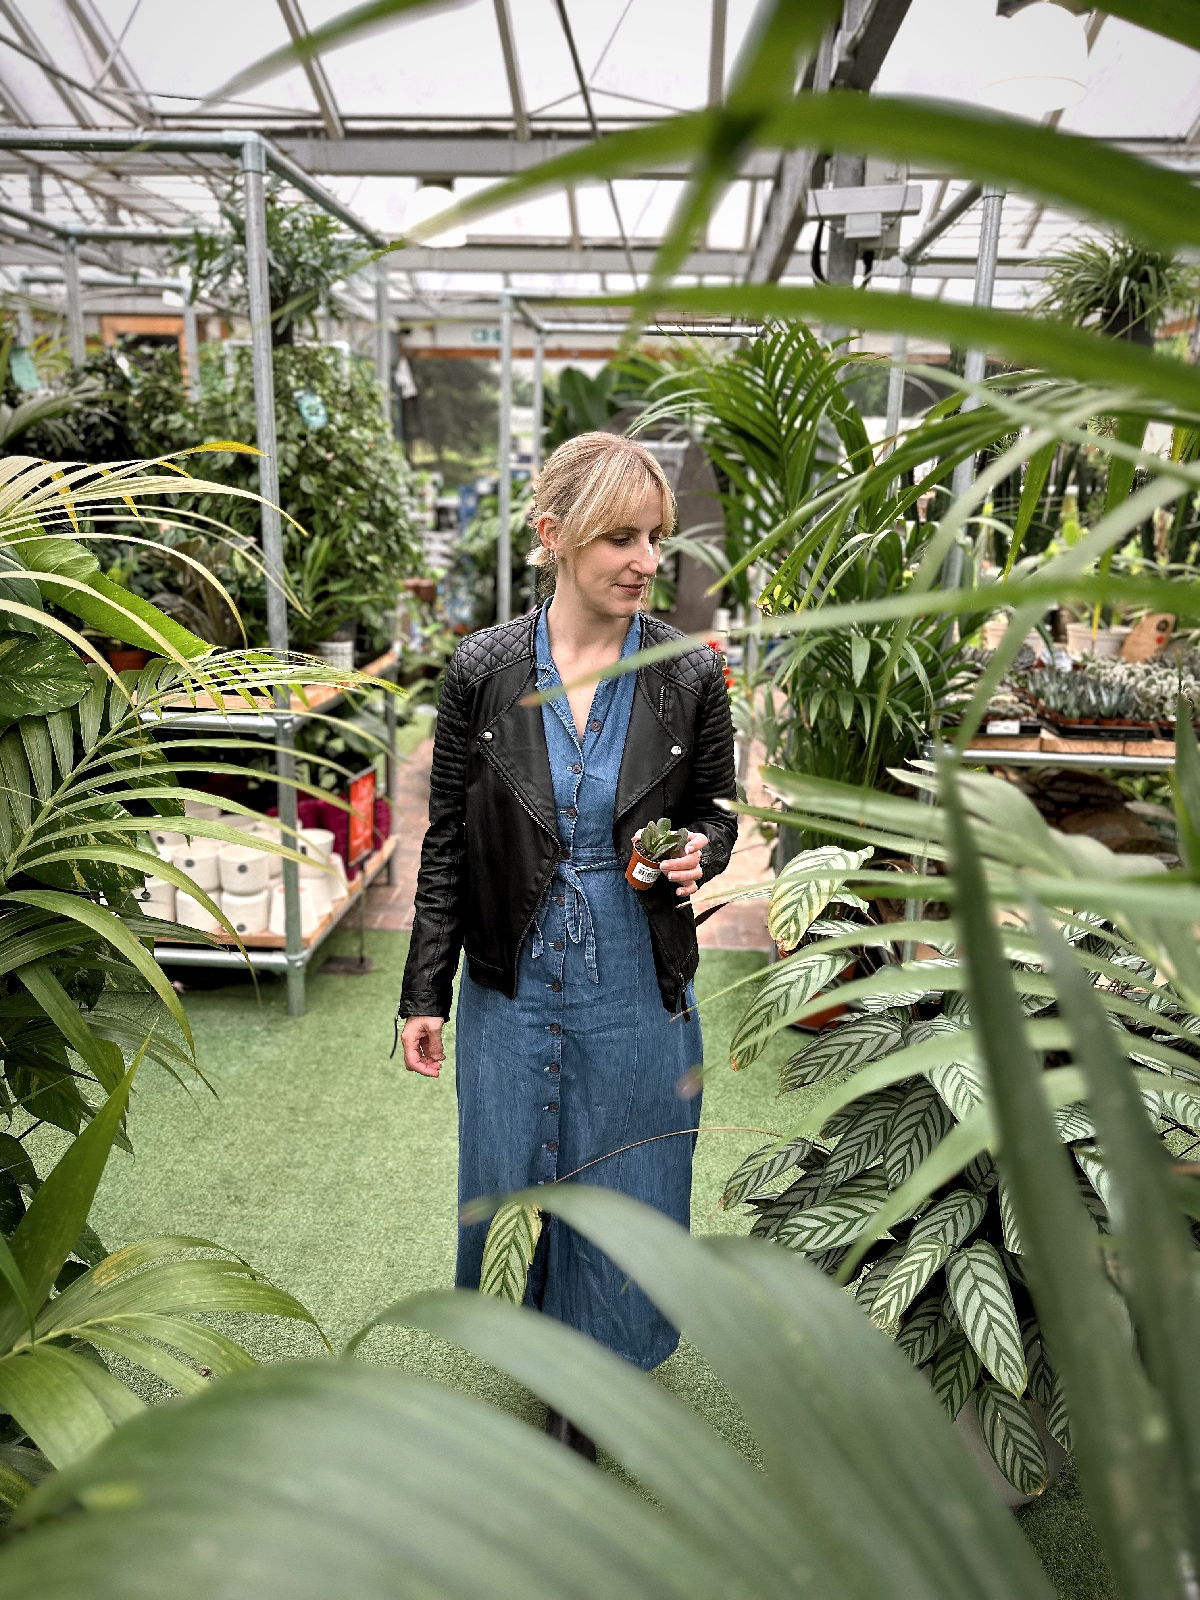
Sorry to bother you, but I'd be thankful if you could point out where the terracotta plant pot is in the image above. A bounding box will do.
[791,961,858,1031]
[109,648,149,673]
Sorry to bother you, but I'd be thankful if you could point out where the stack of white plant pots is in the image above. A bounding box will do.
[218,843,272,934]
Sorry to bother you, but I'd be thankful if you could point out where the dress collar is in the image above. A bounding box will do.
[535,600,642,678]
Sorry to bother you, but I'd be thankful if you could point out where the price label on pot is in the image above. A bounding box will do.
[631,860,660,884]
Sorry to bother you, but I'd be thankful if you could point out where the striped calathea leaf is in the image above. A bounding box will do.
[869,1191,988,1331]
[1045,1369,1073,1451]
[719,1136,812,1211]
[479,1202,542,1303]
[1023,1318,1056,1410]
[976,1382,1050,1498]
[748,1158,831,1242]
[767,844,873,953]
[895,1299,954,1368]
[819,1088,906,1190]
[774,1170,892,1253]
[931,1333,981,1420]
[945,1241,1028,1397]
[779,1013,902,1093]
[884,1080,956,1188]
[854,1242,906,1313]
[728,947,852,1071]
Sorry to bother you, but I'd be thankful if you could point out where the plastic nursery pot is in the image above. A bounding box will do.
[626,843,664,890]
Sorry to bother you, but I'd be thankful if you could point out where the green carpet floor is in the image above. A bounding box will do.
[80,929,1108,1598]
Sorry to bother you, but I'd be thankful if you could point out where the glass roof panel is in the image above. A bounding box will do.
[93,0,320,117]
[1058,17,1200,141]
[302,0,513,119]
[0,0,1195,306]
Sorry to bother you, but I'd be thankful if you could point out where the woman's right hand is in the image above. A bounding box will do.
[401,1015,446,1077]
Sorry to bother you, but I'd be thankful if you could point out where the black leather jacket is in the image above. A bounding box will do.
[398,609,738,1020]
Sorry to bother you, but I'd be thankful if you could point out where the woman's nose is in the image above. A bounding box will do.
[631,540,659,572]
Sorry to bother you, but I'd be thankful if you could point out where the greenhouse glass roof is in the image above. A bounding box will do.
[0,0,1195,319]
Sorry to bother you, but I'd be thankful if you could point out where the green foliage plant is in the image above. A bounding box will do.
[0,450,392,1501]
[1035,231,1200,345]
[174,175,365,347]
[710,728,1200,1511]
[635,817,689,863]
[633,322,873,610]
[2,1180,1059,1600]
[128,344,421,652]
[0,1057,319,1486]
[1,1,1197,1592]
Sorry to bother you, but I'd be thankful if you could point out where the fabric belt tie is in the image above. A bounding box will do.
[532,860,607,984]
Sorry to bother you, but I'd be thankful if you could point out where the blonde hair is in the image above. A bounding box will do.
[527,431,676,571]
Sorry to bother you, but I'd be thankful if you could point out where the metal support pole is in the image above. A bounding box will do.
[181,294,200,401]
[15,273,32,347]
[883,259,912,452]
[384,679,399,887]
[822,151,866,345]
[496,292,514,624]
[374,259,391,430]
[244,135,305,1018]
[943,185,1006,590]
[531,326,545,475]
[62,238,85,368]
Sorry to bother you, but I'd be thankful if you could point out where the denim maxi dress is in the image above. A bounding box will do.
[454,605,704,1370]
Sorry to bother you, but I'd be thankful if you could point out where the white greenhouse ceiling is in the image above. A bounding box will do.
[0,0,1195,318]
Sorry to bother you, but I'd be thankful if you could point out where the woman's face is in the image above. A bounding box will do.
[541,481,663,620]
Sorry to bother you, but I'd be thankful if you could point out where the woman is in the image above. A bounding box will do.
[398,431,737,1454]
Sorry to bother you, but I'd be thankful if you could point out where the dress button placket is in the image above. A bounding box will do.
[543,887,565,1178]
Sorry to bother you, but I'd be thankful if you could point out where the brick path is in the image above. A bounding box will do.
[365,738,773,952]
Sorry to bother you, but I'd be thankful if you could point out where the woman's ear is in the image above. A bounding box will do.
[537,513,561,558]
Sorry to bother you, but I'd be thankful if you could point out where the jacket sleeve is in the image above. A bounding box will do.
[686,651,739,887]
[398,649,470,1020]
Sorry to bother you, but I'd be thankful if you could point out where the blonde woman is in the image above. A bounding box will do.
[398,432,737,1458]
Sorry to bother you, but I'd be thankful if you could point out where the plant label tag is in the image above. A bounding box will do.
[631,860,660,885]
[986,719,1021,736]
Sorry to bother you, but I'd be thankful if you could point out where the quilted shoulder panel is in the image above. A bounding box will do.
[641,614,717,697]
[453,613,537,685]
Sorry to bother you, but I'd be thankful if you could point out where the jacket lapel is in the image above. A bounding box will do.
[614,666,686,825]
[481,662,559,840]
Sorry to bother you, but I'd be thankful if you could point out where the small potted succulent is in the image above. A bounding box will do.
[626,817,689,889]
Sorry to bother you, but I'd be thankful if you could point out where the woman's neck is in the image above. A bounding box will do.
[545,583,632,663]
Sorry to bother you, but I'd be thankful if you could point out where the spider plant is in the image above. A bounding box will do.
[1034,231,1200,345]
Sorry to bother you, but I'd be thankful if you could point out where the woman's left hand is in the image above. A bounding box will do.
[659,832,708,898]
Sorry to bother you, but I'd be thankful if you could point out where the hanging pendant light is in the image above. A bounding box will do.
[404,181,467,249]
[978,2,1089,119]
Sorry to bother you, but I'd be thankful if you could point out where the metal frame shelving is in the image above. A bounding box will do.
[958,744,1175,773]
[0,128,402,1018]
[148,650,402,1013]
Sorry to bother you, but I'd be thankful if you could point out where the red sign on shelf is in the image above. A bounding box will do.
[347,766,377,870]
